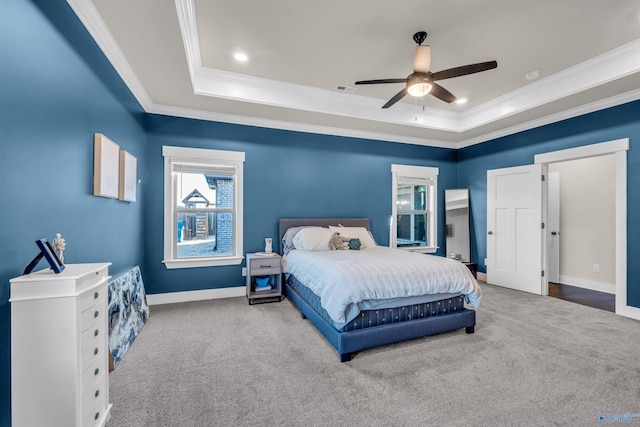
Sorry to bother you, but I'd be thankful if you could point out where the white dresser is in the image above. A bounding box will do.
[10,263,113,427]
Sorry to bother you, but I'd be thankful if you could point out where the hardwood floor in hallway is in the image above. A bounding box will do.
[548,282,615,312]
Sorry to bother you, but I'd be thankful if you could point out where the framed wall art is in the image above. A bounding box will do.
[119,150,137,202]
[93,133,120,198]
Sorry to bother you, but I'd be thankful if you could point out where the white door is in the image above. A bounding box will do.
[487,164,545,295]
[547,172,560,283]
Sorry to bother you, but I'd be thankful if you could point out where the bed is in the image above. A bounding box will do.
[279,218,481,362]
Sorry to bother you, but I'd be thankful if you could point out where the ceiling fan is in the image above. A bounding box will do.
[355,31,497,108]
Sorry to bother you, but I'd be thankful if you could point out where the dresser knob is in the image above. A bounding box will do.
[94,368,99,376]
[94,329,99,337]
[94,310,99,318]
[94,292,99,299]
[95,389,100,398]
[94,347,98,356]
[95,412,100,421]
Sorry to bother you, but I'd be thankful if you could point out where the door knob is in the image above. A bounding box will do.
[487,231,493,235]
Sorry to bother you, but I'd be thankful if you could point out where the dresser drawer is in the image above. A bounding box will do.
[81,311,105,352]
[82,371,106,418]
[83,381,108,427]
[81,331,105,371]
[79,279,108,313]
[250,258,281,275]
[80,293,106,332]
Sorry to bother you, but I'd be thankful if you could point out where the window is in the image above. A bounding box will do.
[390,164,438,253]
[163,146,245,268]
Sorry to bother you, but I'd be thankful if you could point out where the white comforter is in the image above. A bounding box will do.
[283,247,482,324]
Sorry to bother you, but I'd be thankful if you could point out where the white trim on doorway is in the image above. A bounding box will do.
[534,138,640,321]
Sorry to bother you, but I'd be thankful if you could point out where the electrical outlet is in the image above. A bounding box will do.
[484,258,487,266]
[593,264,600,273]
[242,267,247,276]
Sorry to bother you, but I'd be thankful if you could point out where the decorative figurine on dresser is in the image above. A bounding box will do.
[10,263,113,427]
[53,232,66,263]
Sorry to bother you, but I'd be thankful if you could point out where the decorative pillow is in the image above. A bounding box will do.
[292,227,333,251]
[329,226,377,249]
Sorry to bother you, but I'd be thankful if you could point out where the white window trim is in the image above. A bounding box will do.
[390,164,439,253]
[162,146,245,269]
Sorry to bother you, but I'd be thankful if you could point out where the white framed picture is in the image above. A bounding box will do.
[93,133,120,198]
[119,150,137,202]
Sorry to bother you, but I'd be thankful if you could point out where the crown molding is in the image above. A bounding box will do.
[175,0,640,135]
[455,88,640,149]
[457,38,640,132]
[175,0,458,132]
[68,0,640,150]
[146,102,454,148]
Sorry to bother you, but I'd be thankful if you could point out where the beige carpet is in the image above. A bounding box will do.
[107,283,640,426]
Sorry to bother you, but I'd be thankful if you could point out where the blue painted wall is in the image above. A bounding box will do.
[457,100,640,308]
[143,115,458,294]
[3,0,640,425]
[0,1,146,425]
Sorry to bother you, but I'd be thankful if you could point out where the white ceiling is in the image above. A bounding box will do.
[69,0,640,148]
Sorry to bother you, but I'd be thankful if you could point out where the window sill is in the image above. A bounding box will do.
[163,256,244,269]
[395,246,438,254]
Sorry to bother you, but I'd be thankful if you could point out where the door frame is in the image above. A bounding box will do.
[547,172,560,284]
[534,138,639,320]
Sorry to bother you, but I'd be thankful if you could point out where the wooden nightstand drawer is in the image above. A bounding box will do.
[250,263,281,276]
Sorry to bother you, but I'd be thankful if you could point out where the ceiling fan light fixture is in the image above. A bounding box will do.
[407,81,433,97]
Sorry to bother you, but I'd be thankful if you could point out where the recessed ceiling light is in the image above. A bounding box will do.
[233,52,248,62]
[525,70,540,80]
[455,98,468,105]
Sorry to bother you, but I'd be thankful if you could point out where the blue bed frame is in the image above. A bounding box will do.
[279,218,476,362]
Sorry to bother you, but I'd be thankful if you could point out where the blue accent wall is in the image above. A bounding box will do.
[0,1,146,425]
[457,100,640,308]
[143,115,457,294]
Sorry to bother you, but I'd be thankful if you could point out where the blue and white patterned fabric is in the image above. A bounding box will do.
[108,266,149,369]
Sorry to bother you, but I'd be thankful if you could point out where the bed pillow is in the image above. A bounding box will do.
[282,226,315,255]
[329,226,377,249]
[292,227,333,251]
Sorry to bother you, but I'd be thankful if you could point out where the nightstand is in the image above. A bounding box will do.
[246,253,283,305]
[462,262,477,279]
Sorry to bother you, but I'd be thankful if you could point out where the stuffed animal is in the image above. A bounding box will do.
[328,232,351,250]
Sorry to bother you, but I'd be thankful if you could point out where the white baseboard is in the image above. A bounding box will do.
[147,286,245,305]
[616,303,640,321]
[477,271,487,282]
[559,275,615,294]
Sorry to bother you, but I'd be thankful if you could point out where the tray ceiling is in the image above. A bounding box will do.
[69,0,640,148]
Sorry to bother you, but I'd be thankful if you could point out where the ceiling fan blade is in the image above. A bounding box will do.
[413,45,431,73]
[431,60,497,81]
[355,78,406,85]
[382,88,408,109]
[429,83,456,103]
